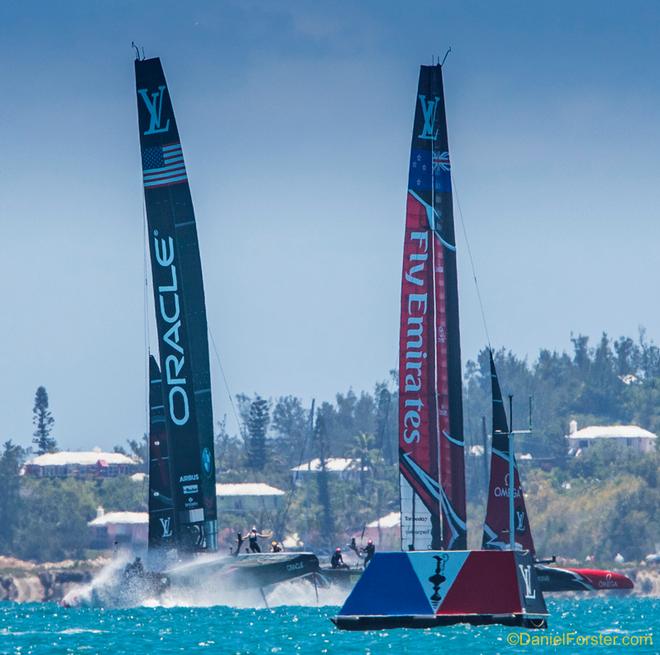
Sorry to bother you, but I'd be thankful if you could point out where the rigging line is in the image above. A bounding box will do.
[451,176,492,350]
[208,328,245,439]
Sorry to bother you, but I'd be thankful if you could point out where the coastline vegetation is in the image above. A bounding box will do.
[0,332,657,564]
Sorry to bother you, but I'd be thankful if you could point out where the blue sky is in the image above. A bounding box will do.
[1,1,659,449]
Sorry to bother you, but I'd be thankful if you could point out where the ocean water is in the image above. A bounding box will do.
[0,597,656,655]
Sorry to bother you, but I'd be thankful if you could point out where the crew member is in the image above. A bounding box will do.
[235,531,244,556]
[361,540,375,566]
[348,537,359,558]
[271,540,283,553]
[331,547,349,569]
[246,527,269,553]
[124,556,144,578]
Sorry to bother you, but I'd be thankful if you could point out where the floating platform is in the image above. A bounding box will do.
[332,550,548,631]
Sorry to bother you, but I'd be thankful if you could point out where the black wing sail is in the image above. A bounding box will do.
[482,350,535,553]
[147,355,177,553]
[135,57,217,552]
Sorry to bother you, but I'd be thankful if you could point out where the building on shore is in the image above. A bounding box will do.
[23,450,142,479]
[290,458,365,485]
[351,511,401,551]
[566,420,657,454]
[87,484,287,550]
[215,482,285,513]
[88,507,148,549]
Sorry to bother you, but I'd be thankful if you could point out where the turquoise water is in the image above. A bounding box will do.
[0,597,657,654]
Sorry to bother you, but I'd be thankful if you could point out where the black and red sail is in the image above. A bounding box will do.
[135,57,217,553]
[399,64,466,551]
[482,351,534,553]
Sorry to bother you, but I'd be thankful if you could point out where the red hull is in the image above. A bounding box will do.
[536,565,633,592]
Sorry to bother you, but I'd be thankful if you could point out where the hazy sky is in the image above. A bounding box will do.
[2,1,659,450]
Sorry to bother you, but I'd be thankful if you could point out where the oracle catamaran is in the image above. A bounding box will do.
[63,54,319,608]
[135,54,319,597]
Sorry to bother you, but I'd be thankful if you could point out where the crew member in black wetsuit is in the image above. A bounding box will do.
[361,540,375,566]
[124,556,144,579]
[235,531,244,556]
[348,537,359,558]
[270,540,282,553]
[331,547,349,569]
[246,527,269,553]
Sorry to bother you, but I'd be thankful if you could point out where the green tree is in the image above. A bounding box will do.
[15,478,97,561]
[214,415,244,479]
[245,395,270,470]
[0,441,25,552]
[32,386,56,454]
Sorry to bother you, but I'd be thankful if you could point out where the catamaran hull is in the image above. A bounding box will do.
[165,552,320,590]
[333,550,548,631]
[536,565,633,592]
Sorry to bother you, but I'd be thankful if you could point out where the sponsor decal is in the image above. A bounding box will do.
[417,95,440,141]
[179,473,199,483]
[153,230,190,427]
[159,517,173,538]
[401,231,429,445]
[516,510,526,532]
[494,473,522,498]
[286,561,305,572]
[138,85,171,135]
[598,573,618,589]
[183,484,198,495]
[202,447,212,475]
[519,564,537,599]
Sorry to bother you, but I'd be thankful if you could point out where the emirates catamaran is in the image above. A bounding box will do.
[334,59,631,631]
[334,62,548,631]
[484,352,633,592]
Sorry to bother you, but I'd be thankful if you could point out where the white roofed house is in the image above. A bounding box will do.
[88,506,148,549]
[215,482,285,513]
[23,449,141,479]
[566,420,657,455]
[351,512,401,551]
[290,458,366,486]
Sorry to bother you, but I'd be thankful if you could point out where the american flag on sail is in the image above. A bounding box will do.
[142,143,187,189]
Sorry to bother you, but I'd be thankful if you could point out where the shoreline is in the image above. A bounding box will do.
[0,555,657,604]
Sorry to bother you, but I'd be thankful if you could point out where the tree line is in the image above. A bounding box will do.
[0,331,657,562]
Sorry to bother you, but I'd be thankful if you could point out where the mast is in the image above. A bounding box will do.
[399,64,467,552]
[135,56,217,553]
[481,351,535,553]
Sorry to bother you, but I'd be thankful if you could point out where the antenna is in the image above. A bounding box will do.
[132,41,144,61]
[441,47,452,66]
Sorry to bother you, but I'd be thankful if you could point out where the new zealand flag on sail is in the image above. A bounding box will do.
[409,148,451,194]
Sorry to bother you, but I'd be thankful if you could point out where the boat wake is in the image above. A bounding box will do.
[145,577,349,609]
[61,553,132,607]
[62,555,349,609]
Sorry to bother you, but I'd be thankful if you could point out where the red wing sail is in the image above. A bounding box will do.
[399,64,466,551]
[482,351,535,553]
